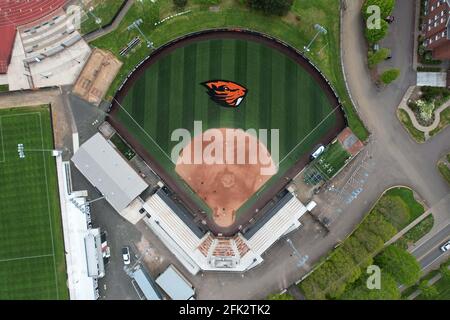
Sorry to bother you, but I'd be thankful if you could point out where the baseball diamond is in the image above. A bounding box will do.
[109,29,346,235]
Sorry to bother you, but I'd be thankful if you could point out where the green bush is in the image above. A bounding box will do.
[362,0,395,19]
[375,245,421,286]
[373,195,409,230]
[364,19,389,43]
[245,0,293,16]
[340,273,400,300]
[368,48,391,68]
[380,68,400,84]
[418,280,439,299]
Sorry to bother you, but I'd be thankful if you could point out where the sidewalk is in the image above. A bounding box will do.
[398,86,450,138]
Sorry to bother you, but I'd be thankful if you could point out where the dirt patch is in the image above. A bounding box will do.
[72,48,122,106]
[175,128,275,227]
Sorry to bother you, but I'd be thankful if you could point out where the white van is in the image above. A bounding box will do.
[311,145,325,159]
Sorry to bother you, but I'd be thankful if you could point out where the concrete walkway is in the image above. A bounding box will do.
[398,86,450,138]
[83,0,134,43]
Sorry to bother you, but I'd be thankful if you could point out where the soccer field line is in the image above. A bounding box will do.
[0,253,54,263]
[37,112,59,300]
[278,104,342,166]
[113,97,174,163]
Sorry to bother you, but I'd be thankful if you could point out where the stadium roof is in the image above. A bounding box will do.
[156,265,195,300]
[71,133,148,212]
[132,267,162,300]
[0,0,66,74]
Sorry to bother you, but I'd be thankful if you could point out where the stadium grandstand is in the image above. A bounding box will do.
[0,0,67,74]
[71,132,315,275]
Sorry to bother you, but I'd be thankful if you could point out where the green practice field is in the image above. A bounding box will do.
[0,106,68,299]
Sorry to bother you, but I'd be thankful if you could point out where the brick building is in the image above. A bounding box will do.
[424,0,450,60]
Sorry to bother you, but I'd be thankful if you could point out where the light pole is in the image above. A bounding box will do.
[286,238,309,268]
[127,19,154,49]
[304,24,327,53]
[88,6,102,25]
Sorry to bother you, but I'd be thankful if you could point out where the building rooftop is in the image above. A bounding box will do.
[71,133,149,212]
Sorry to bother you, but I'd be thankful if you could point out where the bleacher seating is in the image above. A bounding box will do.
[0,0,67,73]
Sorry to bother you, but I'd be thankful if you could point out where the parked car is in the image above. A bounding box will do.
[122,246,131,265]
[385,15,395,23]
[440,240,450,252]
[310,145,325,160]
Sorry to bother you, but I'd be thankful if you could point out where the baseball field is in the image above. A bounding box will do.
[0,106,67,299]
[110,31,345,228]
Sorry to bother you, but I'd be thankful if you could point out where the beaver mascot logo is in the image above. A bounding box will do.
[201,80,248,108]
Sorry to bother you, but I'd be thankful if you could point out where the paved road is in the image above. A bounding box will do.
[342,0,450,237]
[411,223,450,268]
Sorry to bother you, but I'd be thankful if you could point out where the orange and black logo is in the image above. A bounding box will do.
[201,80,248,108]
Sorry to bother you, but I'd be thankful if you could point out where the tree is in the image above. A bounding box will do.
[340,272,400,300]
[439,264,450,280]
[375,245,421,286]
[246,0,293,16]
[364,19,389,43]
[173,0,187,8]
[380,68,400,85]
[362,0,395,19]
[418,280,438,299]
[368,48,391,68]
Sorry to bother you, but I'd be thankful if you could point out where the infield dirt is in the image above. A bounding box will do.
[175,128,275,227]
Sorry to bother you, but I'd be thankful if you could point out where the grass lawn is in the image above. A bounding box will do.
[438,161,450,185]
[90,0,368,141]
[110,133,136,160]
[383,187,425,224]
[0,106,68,299]
[395,214,434,249]
[80,0,126,35]
[429,106,450,137]
[0,84,9,92]
[397,109,426,143]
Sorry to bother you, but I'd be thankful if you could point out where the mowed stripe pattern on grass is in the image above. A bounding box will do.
[0,107,67,300]
[116,38,337,173]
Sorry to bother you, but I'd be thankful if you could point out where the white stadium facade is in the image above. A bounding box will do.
[72,132,315,275]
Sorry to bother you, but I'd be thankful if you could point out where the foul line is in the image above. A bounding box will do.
[114,97,342,168]
[113,97,174,163]
[278,104,342,165]
[0,253,54,263]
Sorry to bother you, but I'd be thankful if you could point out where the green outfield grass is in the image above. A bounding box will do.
[115,37,338,214]
[0,106,68,300]
[91,0,368,141]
